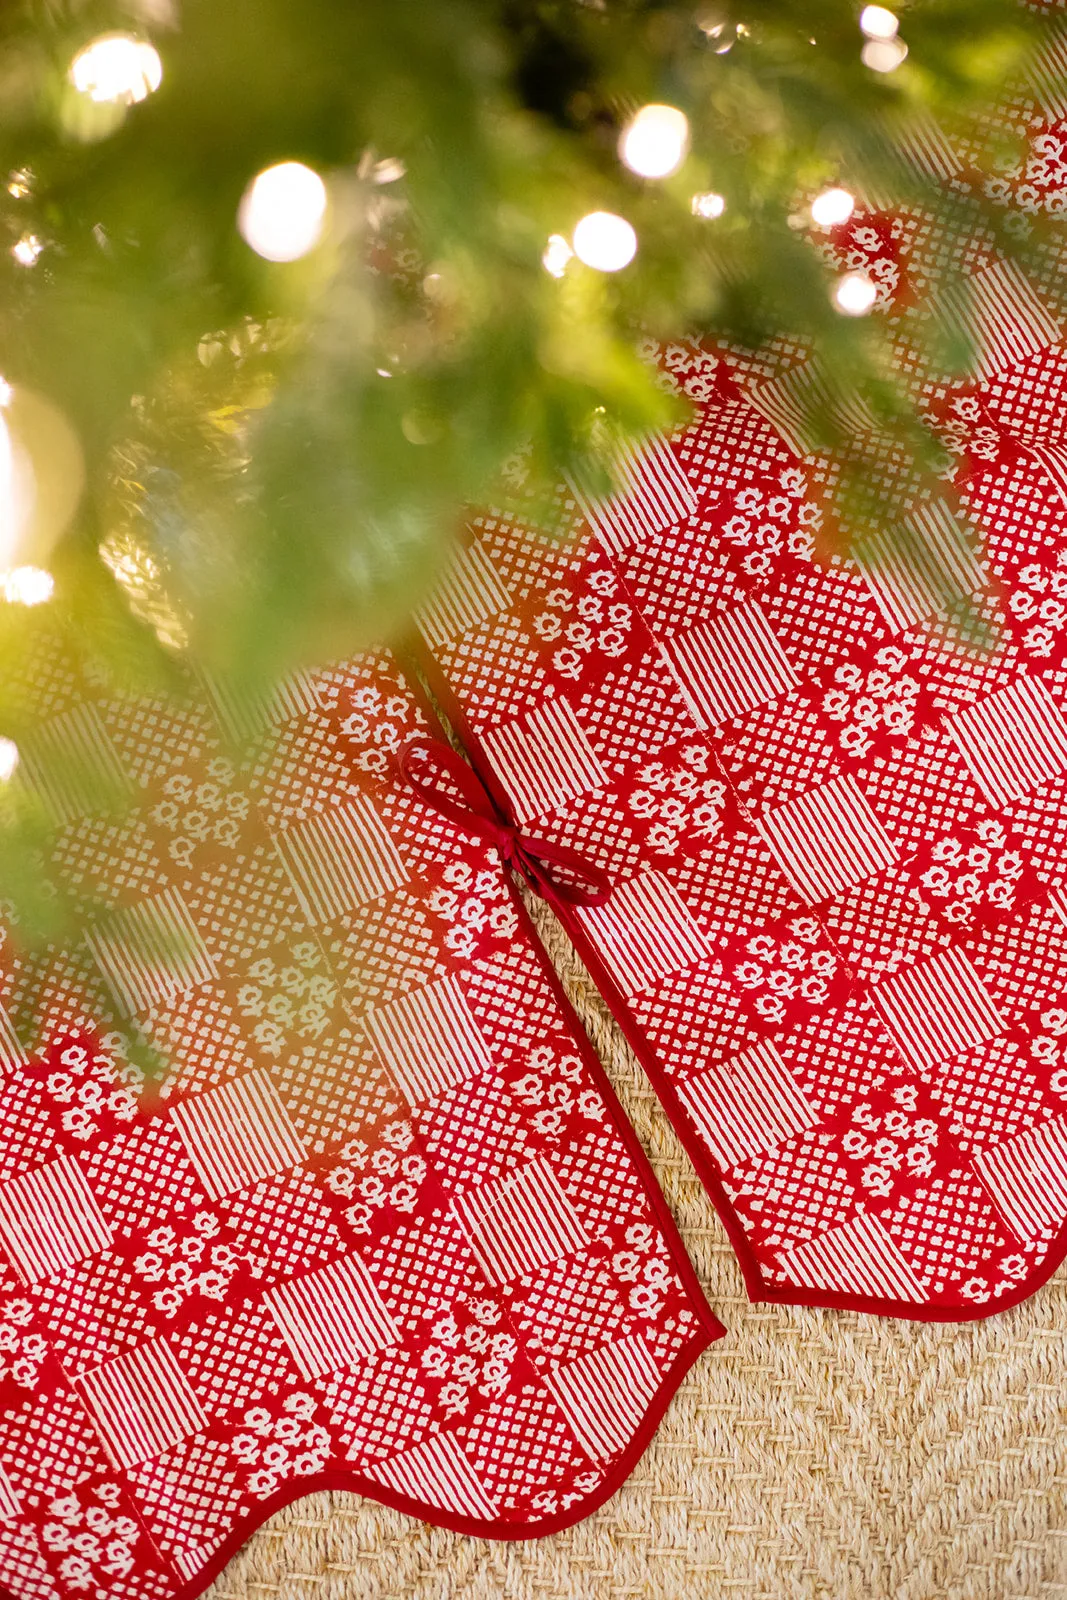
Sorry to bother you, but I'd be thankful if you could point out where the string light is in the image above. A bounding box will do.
[7,171,31,199]
[70,34,162,104]
[832,271,878,315]
[860,6,899,39]
[619,104,689,180]
[542,233,573,277]
[691,191,726,219]
[572,211,638,272]
[11,235,42,267]
[0,739,18,783]
[238,162,328,262]
[811,187,855,228]
[1,566,53,605]
[862,36,908,70]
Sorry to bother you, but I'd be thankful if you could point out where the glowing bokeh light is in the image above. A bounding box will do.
[860,6,899,40]
[542,233,573,277]
[0,739,18,783]
[572,211,638,272]
[811,187,855,228]
[1,566,53,605]
[11,235,42,267]
[70,34,162,104]
[619,104,690,180]
[832,271,878,315]
[691,191,726,219]
[238,162,328,262]
[862,36,908,71]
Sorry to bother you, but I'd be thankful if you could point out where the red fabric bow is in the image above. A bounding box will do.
[400,736,612,906]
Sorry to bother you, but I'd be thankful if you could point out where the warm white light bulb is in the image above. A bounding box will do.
[860,6,899,40]
[0,738,18,783]
[691,191,726,219]
[1,566,53,605]
[11,235,42,267]
[572,212,638,272]
[542,233,573,277]
[832,271,878,315]
[619,104,690,180]
[811,187,855,228]
[238,162,328,263]
[862,36,908,72]
[70,34,162,104]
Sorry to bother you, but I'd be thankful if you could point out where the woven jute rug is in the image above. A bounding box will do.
[206,900,1067,1600]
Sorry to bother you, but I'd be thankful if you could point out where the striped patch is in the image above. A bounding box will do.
[974,1116,1067,1241]
[0,1006,27,1069]
[892,113,963,181]
[1028,444,1067,513]
[363,1431,498,1521]
[575,871,714,998]
[871,946,1006,1071]
[414,542,513,649]
[0,1156,111,1284]
[264,1253,401,1379]
[676,1040,820,1170]
[481,697,608,825]
[777,1211,928,1303]
[568,436,696,555]
[18,703,131,824]
[852,501,987,632]
[171,1070,307,1200]
[362,976,494,1105]
[452,1159,590,1285]
[944,677,1067,809]
[78,1340,208,1469]
[273,794,409,924]
[743,363,881,459]
[0,1462,20,1523]
[757,775,898,904]
[938,260,1061,382]
[548,1334,662,1460]
[203,670,324,742]
[84,887,218,1017]
[660,603,800,728]
[1026,25,1067,121]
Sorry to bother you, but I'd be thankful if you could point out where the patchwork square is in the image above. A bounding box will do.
[676,1041,820,1171]
[481,697,608,824]
[363,1430,498,1520]
[547,1333,662,1459]
[776,1211,928,1304]
[757,774,898,904]
[575,871,714,998]
[18,703,131,823]
[944,676,1067,808]
[414,542,513,649]
[659,601,800,728]
[567,435,695,555]
[452,1159,590,1285]
[171,1070,308,1199]
[264,1253,401,1378]
[78,1340,207,1468]
[852,501,987,633]
[0,1156,111,1284]
[362,976,494,1105]
[272,794,409,923]
[84,887,218,1017]
[870,946,1007,1071]
[973,1115,1067,1240]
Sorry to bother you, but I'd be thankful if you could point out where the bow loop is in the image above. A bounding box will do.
[399,737,611,907]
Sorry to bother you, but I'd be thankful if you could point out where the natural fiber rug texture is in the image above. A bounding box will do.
[206,899,1067,1600]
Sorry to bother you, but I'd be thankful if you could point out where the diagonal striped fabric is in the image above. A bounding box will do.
[17,703,132,824]
[0,1156,112,1283]
[362,976,494,1105]
[944,676,1067,809]
[757,775,898,905]
[452,1159,590,1285]
[0,1006,27,1069]
[171,1070,308,1199]
[659,602,800,728]
[974,1115,1067,1241]
[742,362,881,459]
[78,1340,208,1469]
[265,1253,401,1379]
[575,871,715,998]
[892,113,963,181]
[1026,25,1067,120]
[84,886,219,1017]
[547,1333,662,1460]
[871,946,1006,1071]
[568,436,696,555]
[363,1431,499,1520]
[0,1463,20,1523]
[676,1041,820,1171]
[273,794,409,924]
[777,1211,928,1303]
[481,697,608,825]
[1028,443,1067,512]
[852,500,987,632]
[203,670,324,742]
[938,260,1061,382]
[414,542,513,650]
